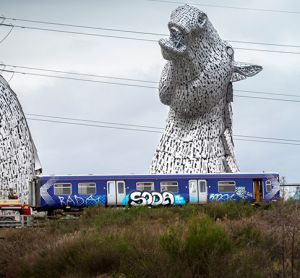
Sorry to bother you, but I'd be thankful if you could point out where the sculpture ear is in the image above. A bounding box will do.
[231,62,263,82]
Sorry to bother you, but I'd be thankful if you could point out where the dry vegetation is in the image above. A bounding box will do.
[1,201,300,278]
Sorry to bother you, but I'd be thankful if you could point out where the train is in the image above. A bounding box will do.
[28,172,281,211]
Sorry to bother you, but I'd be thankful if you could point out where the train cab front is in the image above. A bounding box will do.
[252,174,280,205]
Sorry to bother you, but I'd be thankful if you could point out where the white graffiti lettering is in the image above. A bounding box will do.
[58,196,66,206]
[129,191,175,206]
[67,196,76,205]
[58,195,105,207]
[209,193,237,201]
[235,186,253,199]
[74,195,85,206]
[162,192,174,205]
[151,192,163,206]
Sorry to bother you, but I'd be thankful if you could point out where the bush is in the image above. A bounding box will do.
[204,201,255,220]
[2,203,300,277]
[160,214,232,277]
[21,234,128,278]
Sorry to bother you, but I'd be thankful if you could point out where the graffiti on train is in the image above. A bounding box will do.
[129,191,175,206]
[209,187,253,201]
[209,193,236,201]
[58,195,106,207]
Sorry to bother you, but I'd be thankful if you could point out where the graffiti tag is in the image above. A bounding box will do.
[209,187,253,202]
[129,191,174,206]
[235,186,253,199]
[209,193,237,202]
[58,195,106,207]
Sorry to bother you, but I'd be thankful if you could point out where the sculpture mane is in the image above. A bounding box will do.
[150,5,262,174]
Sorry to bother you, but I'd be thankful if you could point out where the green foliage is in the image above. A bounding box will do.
[80,205,181,228]
[185,215,232,259]
[203,201,255,220]
[232,223,264,247]
[1,203,300,278]
[160,215,232,276]
[160,225,183,258]
[21,234,129,278]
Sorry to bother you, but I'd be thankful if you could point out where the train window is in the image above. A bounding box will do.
[189,180,197,193]
[199,181,207,192]
[107,181,114,194]
[136,182,154,192]
[160,181,178,193]
[117,181,125,194]
[265,180,272,192]
[78,183,96,195]
[218,181,236,193]
[54,183,72,195]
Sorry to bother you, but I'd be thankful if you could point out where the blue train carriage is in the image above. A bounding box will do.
[31,173,280,210]
[280,183,300,201]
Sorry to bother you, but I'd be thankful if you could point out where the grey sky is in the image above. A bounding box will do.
[0,0,299,182]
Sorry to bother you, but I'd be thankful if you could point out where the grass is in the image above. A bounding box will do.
[0,201,300,277]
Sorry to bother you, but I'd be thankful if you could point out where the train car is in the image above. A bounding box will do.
[31,172,280,211]
[280,184,300,201]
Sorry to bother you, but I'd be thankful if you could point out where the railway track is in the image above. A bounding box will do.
[0,211,81,228]
[32,212,80,228]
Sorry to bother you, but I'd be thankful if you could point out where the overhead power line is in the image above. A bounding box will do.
[233,95,300,103]
[234,134,300,143]
[235,89,300,99]
[234,138,300,146]
[0,23,157,42]
[0,69,158,89]
[0,24,14,44]
[225,40,300,49]
[26,115,300,146]
[6,62,299,96]
[1,67,300,103]
[0,63,158,84]
[26,113,300,143]
[1,16,300,49]
[0,16,167,36]
[233,47,300,55]
[2,68,300,103]
[2,63,300,99]
[1,23,300,55]
[27,117,162,134]
[146,0,300,15]
[26,113,163,130]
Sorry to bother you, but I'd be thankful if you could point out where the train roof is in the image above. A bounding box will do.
[36,172,279,180]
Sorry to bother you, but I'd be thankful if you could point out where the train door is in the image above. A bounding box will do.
[189,180,207,204]
[253,179,263,202]
[107,181,126,206]
[198,180,207,203]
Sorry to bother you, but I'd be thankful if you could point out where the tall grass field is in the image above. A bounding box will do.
[1,201,300,277]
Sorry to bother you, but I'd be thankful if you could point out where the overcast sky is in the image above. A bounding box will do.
[0,0,299,182]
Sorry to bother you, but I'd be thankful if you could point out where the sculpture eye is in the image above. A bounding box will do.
[170,27,185,48]
[198,13,207,27]
[226,46,234,57]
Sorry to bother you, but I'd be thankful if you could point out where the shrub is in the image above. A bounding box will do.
[160,214,232,277]
[21,234,128,278]
[204,201,254,220]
